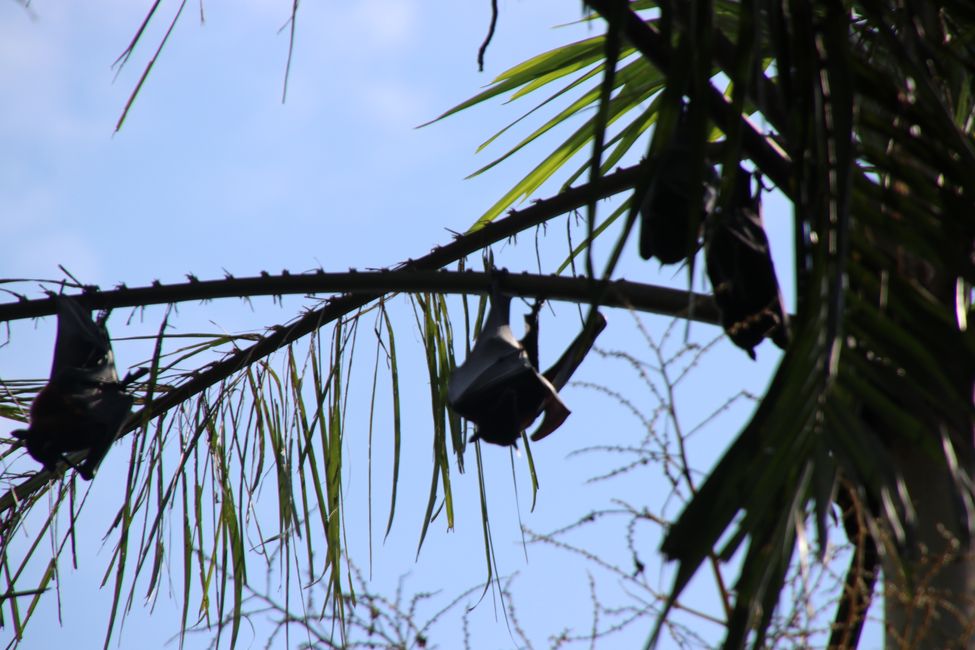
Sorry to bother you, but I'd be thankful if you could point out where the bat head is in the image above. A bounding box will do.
[467,373,558,446]
[12,427,63,473]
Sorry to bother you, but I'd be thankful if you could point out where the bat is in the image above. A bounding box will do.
[447,286,606,446]
[447,290,553,446]
[12,295,140,480]
[639,109,718,264]
[704,170,791,359]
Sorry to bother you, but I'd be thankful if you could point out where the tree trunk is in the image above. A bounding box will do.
[883,428,975,648]
[867,171,975,648]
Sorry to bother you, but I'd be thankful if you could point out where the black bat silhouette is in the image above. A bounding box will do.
[705,170,791,359]
[639,110,718,264]
[12,295,141,480]
[447,287,606,446]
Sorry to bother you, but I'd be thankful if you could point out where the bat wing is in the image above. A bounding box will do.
[705,173,791,358]
[465,370,558,446]
[446,290,527,412]
[639,145,693,264]
[519,299,542,371]
[531,312,607,441]
[541,312,607,391]
[50,296,119,384]
[75,386,133,480]
[639,113,718,264]
[447,289,559,446]
[447,334,533,416]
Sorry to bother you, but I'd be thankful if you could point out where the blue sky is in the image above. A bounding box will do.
[0,2,861,649]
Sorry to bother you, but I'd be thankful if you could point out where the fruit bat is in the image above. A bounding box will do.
[704,170,791,359]
[447,288,606,446]
[639,110,719,264]
[12,295,140,480]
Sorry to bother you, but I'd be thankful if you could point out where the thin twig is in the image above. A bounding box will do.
[477,0,499,72]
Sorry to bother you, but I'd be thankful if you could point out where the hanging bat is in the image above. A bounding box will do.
[704,170,791,359]
[639,109,719,264]
[12,295,141,480]
[447,286,606,446]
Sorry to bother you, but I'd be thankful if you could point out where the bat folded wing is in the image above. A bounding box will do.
[16,295,137,480]
[50,295,117,382]
[705,171,791,359]
[76,387,134,480]
[530,312,606,441]
[447,330,561,446]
